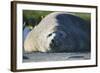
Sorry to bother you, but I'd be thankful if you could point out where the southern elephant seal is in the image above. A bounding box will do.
[24,12,90,53]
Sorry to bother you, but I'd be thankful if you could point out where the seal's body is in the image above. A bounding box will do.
[24,12,90,53]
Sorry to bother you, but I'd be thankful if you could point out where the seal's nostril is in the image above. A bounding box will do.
[52,39,55,43]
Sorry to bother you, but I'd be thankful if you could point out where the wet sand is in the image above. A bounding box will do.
[23,52,90,62]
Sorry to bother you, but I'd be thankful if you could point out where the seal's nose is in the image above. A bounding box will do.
[50,39,55,47]
[51,39,55,44]
[51,38,60,47]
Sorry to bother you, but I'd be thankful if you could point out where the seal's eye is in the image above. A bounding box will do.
[47,33,52,38]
